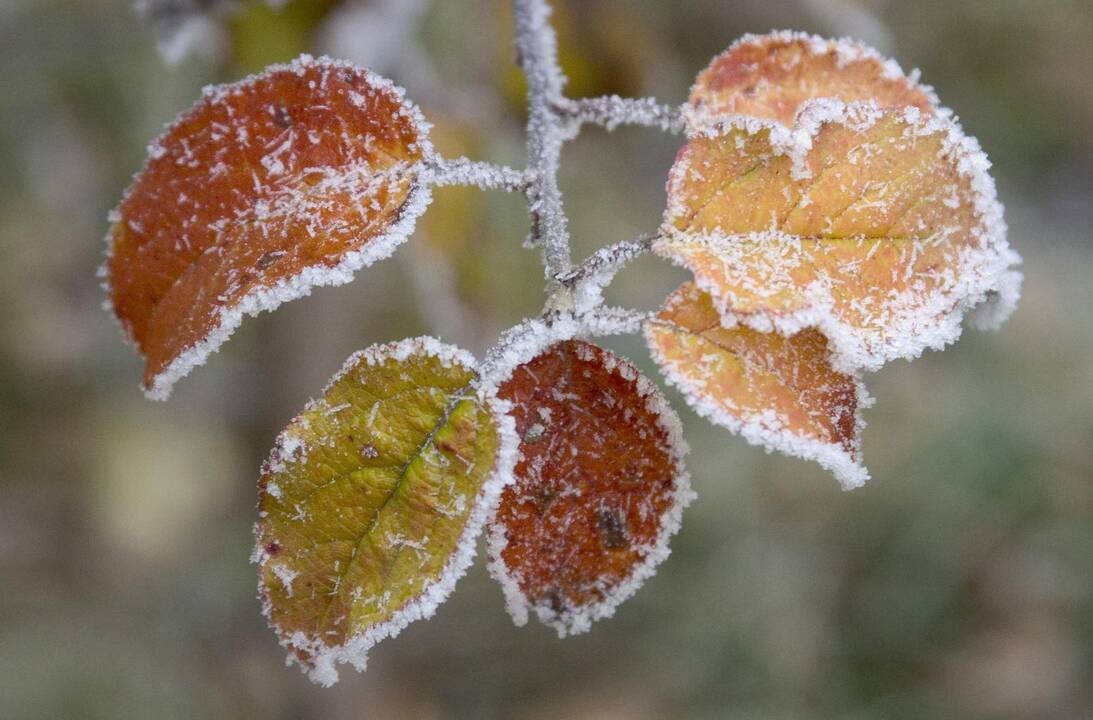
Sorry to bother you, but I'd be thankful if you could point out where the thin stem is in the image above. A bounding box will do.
[481,0,665,350]
[512,0,572,279]
[582,305,652,334]
[555,96,685,134]
[557,234,655,287]
[554,234,656,313]
[427,157,530,192]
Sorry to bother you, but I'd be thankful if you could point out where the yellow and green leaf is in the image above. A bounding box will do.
[254,337,514,686]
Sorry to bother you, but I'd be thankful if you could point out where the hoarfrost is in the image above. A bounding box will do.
[645,315,873,490]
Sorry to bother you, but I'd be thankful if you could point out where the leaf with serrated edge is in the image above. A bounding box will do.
[253,337,517,686]
[658,100,1021,372]
[486,340,692,636]
[104,55,433,400]
[646,282,870,489]
[687,31,939,129]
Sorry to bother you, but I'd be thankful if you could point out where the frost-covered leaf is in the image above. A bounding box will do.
[687,31,938,128]
[646,283,869,489]
[658,101,1021,372]
[487,340,692,636]
[104,55,432,399]
[254,337,515,686]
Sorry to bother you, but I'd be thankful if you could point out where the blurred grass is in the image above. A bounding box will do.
[1,0,1091,718]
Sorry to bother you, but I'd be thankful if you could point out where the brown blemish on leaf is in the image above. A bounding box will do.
[598,507,629,550]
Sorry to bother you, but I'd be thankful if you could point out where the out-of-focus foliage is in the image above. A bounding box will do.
[229,0,343,74]
[1,0,1091,718]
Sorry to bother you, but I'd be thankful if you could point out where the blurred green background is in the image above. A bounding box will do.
[2,0,1091,718]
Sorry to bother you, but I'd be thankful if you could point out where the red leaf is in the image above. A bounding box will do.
[488,340,691,636]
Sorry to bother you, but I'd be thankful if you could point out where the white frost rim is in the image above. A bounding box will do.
[98,54,437,401]
[253,336,518,686]
[481,322,695,637]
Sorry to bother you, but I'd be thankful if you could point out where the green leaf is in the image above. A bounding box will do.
[254,337,515,686]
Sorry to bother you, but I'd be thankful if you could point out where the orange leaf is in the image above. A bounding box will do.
[488,340,691,635]
[688,31,937,128]
[104,56,432,399]
[659,101,1020,371]
[646,283,869,488]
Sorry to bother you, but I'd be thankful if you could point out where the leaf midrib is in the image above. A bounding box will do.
[315,381,476,637]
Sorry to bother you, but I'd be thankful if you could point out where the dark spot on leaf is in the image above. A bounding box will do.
[265,542,282,557]
[540,587,566,615]
[255,250,285,270]
[532,487,556,514]
[598,507,629,549]
[272,105,292,128]
[523,422,546,444]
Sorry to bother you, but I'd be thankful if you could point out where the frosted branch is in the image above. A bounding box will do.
[426,157,530,192]
[557,234,656,313]
[556,96,685,134]
[582,306,651,335]
[513,0,572,279]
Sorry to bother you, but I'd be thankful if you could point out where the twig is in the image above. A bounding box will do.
[555,96,685,134]
[427,157,530,192]
[463,1,672,366]
[512,0,572,279]
[555,234,657,313]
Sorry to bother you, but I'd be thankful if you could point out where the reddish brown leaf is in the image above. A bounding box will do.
[105,56,431,399]
[488,340,691,636]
